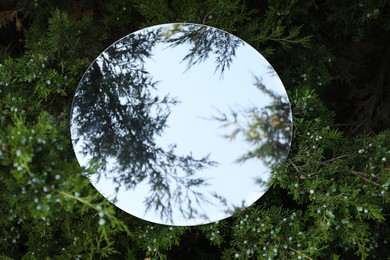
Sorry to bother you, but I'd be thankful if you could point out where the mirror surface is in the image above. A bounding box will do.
[70,23,292,226]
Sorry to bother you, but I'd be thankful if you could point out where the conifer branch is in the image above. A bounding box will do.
[289,247,314,260]
[350,170,380,187]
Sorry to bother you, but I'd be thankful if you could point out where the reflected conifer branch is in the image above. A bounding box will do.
[160,24,243,78]
[213,75,292,167]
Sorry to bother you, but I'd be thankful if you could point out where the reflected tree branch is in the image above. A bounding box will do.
[160,24,243,78]
[213,75,292,167]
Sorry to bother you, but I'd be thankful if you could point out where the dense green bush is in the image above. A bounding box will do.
[1,0,389,259]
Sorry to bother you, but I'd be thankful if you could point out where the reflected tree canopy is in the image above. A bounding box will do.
[160,24,243,77]
[71,24,244,223]
[214,75,292,167]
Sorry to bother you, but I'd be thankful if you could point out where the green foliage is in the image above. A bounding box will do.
[133,0,248,27]
[25,10,99,59]
[272,88,390,258]
[0,112,135,258]
[0,0,389,259]
[133,0,311,58]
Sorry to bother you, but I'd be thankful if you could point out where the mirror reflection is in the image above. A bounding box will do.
[70,23,292,226]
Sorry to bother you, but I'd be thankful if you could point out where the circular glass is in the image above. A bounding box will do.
[70,23,292,226]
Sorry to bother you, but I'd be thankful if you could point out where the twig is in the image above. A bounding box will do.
[289,159,300,173]
[289,247,314,260]
[350,170,380,187]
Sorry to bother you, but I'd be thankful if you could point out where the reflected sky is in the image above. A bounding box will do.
[70,23,292,226]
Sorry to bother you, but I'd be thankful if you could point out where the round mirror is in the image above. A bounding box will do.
[70,23,292,226]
